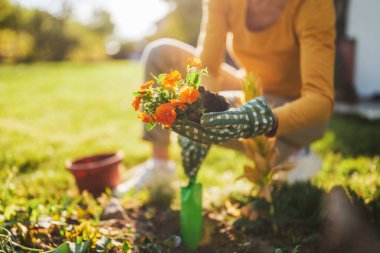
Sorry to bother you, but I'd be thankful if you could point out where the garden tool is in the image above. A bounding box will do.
[172,96,277,145]
[178,136,210,250]
[181,178,203,250]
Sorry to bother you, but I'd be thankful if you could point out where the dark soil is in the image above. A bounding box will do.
[120,185,380,253]
[187,86,230,124]
[126,205,274,253]
[30,185,380,253]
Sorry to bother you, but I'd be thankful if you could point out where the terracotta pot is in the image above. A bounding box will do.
[66,151,123,197]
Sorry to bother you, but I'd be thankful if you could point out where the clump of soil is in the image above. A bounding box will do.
[187,86,230,124]
[129,206,246,253]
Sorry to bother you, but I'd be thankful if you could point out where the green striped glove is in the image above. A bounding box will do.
[178,136,210,178]
[171,97,277,144]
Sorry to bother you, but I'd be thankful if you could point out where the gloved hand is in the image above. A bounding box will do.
[178,136,210,178]
[171,97,277,145]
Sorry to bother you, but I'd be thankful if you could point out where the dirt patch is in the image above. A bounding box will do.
[125,205,273,253]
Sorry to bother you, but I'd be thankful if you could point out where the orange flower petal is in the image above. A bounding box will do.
[140,80,154,90]
[179,86,199,104]
[177,104,186,111]
[170,99,183,105]
[161,70,181,91]
[153,103,177,128]
[171,70,181,80]
[187,58,202,68]
[132,94,144,111]
[138,113,154,123]
[170,99,187,110]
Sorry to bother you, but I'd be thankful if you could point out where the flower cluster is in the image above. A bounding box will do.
[132,58,207,130]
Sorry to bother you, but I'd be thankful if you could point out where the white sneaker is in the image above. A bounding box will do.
[276,148,322,184]
[113,159,176,197]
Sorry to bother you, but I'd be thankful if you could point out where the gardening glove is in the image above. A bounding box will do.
[171,97,277,145]
[178,136,210,178]
[171,119,230,145]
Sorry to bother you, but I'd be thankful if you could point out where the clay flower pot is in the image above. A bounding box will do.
[66,151,123,197]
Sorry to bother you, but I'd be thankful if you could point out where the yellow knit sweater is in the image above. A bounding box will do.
[198,0,336,136]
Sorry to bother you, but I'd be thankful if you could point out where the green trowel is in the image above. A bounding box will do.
[181,177,203,251]
[178,136,210,251]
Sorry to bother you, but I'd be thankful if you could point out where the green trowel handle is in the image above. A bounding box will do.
[181,181,202,251]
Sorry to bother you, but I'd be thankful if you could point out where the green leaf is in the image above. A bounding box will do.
[95,237,112,253]
[29,199,40,209]
[47,243,69,253]
[187,71,200,87]
[76,236,82,244]
[47,241,91,253]
[162,90,170,100]
[193,73,199,86]
[146,123,156,131]
[122,240,132,252]
[157,73,167,83]
[150,73,160,83]
[200,68,208,75]
[185,72,191,84]
[291,245,301,253]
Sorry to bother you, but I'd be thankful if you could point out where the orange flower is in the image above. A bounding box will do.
[187,58,202,68]
[161,70,181,91]
[138,113,154,124]
[140,80,154,90]
[170,99,187,110]
[132,94,144,111]
[153,103,177,128]
[169,99,183,105]
[177,104,186,111]
[179,86,199,104]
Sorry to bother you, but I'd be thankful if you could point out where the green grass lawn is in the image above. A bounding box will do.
[0,61,379,251]
[1,61,378,200]
[0,61,250,199]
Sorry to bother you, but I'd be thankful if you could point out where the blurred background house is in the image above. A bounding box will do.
[1,0,379,112]
[334,0,380,119]
[344,0,380,101]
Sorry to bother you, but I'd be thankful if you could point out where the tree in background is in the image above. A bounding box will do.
[145,0,237,67]
[150,0,202,46]
[0,0,204,62]
[66,10,115,61]
[0,0,34,62]
[89,10,114,37]
[0,0,115,62]
[26,10,78,61]
[107,0,202,60]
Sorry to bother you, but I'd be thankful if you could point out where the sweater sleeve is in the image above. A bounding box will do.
[273,0,336,136]
[197,0,229,92]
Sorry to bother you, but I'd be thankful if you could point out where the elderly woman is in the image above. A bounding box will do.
[115,0,335,196]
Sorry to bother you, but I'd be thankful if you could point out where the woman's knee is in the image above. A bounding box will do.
[141,38,194,73]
